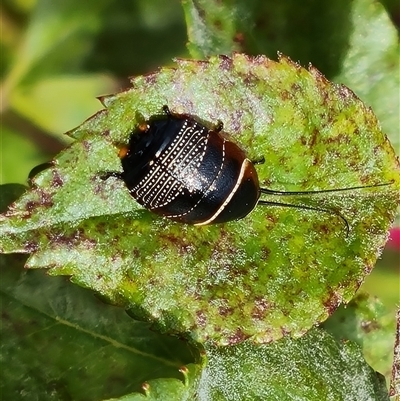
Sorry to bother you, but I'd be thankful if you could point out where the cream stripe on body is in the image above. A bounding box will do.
[195,158,252,225]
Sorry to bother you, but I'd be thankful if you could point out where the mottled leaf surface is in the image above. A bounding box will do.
[107,329,389,401]
[1,54,399,345]
[323,292,397,381]
[195,329,389,401]
[0,254,193,401]
[182,0,245,58]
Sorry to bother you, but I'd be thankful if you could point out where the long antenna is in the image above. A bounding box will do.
[257,199,350,235]
[259,181,393,196]
[257,181,393,236]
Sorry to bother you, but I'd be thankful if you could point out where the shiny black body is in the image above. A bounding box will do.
[119,107,259,225]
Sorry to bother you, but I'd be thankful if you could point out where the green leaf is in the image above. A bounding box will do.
[107,329,390,401]
[197,329,389,401]
[362,253,400,309]
[1,54,399,345]
[10,74,117,136]
[2,0,111,95]
[1,0,115,145]
[0,125,51,185]
[182,0,244,58]
[323,292,397,382]
[0,184,27,213]
[333,0,400,150]
[0,254,193,401]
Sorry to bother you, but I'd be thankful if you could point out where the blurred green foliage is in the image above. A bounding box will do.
[1,0,399,399]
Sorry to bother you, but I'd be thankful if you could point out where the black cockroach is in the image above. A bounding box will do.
[104,106,390,231]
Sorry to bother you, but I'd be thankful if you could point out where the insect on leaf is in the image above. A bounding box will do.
[1,54,399,345]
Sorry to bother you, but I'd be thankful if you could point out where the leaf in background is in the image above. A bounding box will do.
[1,0,118,143]
[10,74,117,136]
[84,0,188,78]
[0,254,194,401]
[106,329,390,401]
[182,0,245,58]
[333,0,400,150]
[0,125,49,185]
[1,54,399,345]
[181,0,360,75]
[362,249,400,308]
[323,292,397,383]
[196,329,389,401]
[0,184,27,212]
[2,0,111,95]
